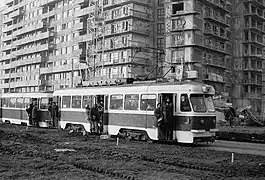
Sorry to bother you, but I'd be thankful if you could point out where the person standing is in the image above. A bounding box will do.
[154,103,164,140]
[85,104,91,133]
[90,104,100,134]
[48,102,52,127]
[25,102,34,131]
[52,102,59,128]
[32,102,39,127]
[166,101,174,140]
[161,100,168,139]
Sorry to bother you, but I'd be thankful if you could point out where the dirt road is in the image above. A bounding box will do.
[1,124,265,180]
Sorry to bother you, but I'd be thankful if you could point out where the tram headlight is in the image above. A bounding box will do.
[201,85,212,93]
[200,119,205,124]
[213,118,216,124]
[184,117,191,124]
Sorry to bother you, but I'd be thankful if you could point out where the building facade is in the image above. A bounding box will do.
[0,0,155,93]
[231,0,265,112]
[0,0,265,112]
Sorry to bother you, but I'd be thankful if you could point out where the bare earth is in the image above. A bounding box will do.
[1,124,265,180]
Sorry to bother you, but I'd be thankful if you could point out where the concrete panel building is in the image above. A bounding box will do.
[0,0,265,113]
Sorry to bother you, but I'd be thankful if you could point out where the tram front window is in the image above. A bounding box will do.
[190,94,207,112]
[205,95,215,112]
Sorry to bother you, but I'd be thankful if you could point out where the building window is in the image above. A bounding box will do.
[157,9,164,20]
[157,38,164,49]
[62,23,66,30]
[172,2,184,14]
[158,0,164,4]
[103,0,108,5]
[157,23,164,35]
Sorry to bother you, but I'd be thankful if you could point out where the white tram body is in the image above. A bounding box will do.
[54,81,218,143]
[0,92,53,125]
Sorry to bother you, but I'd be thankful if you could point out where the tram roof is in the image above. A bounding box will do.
[0,92,53,98]
[53,81,215,96]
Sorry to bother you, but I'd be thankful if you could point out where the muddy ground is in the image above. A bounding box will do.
[1,124,265,180]
[217,125,265,143]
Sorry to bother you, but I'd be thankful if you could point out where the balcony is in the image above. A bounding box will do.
[3,25,14,33]
[204,10,230,27]
[103,0,152,10]
[244,66,262,72]
[9,9,20,19]
[73,22,83,31]
[2,44,13,51]
[15,80,40,87]
[74,6,94,17]
[40,0,57,6]
[3,16,12,24]
[243,92,262,99]
[11,56,42,67]
[243,79,262,85]
[16,44,49,56]
[201,0,231,13]
[0,73,11,79]
[244,0,265,9]
[16,32,49,46]
[0,83,10,89]
[0,63,12,69]
[2,54,11,61]
[2,34,13,42]
[15,23,44,35]
[245,8,265,21]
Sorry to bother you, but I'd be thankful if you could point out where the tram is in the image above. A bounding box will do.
[53,80,218,143]
[0,92,53,126]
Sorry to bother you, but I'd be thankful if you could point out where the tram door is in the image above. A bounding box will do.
[96,95,104,133]
[160,93,174,140]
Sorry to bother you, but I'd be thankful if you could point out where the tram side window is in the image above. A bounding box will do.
[104,95,108,110]
[180,94,191,112]
[82,95,93,108]
[124,94,139,110]
[2,98,9,107]
[140,94,156,111]
[72,96,81,108]
[110,94,123,110]
[40,98,49,109]
[24,98,30,108]
[16,98,24,108]
[9,97,16,108]
[62,96,71,108]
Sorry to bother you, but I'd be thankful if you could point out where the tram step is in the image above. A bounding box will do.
[100,134,109,140]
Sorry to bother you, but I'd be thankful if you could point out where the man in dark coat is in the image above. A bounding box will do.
[32,102,39,127]
[154,103,164,140]
[51,102,59,128]
[26,102,34,131]
[90,104,100,133]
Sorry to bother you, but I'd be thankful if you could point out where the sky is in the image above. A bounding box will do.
[0,1,5,7]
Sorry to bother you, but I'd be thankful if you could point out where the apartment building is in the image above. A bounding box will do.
[163,0,232,103]
[0,0,154,93]
[231,0,265,112]
[1,0,265,112]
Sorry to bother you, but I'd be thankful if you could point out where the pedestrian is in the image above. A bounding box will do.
[25,102,34,131]
[161,100,169,139]
[166,101,174,140]
[98,101,104,133]
[154,103,164,140]
[90,103,100,134]
[32,101,39,127]
[48,102,52,127]
[85,104,91,133]
[52,102,59,128]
